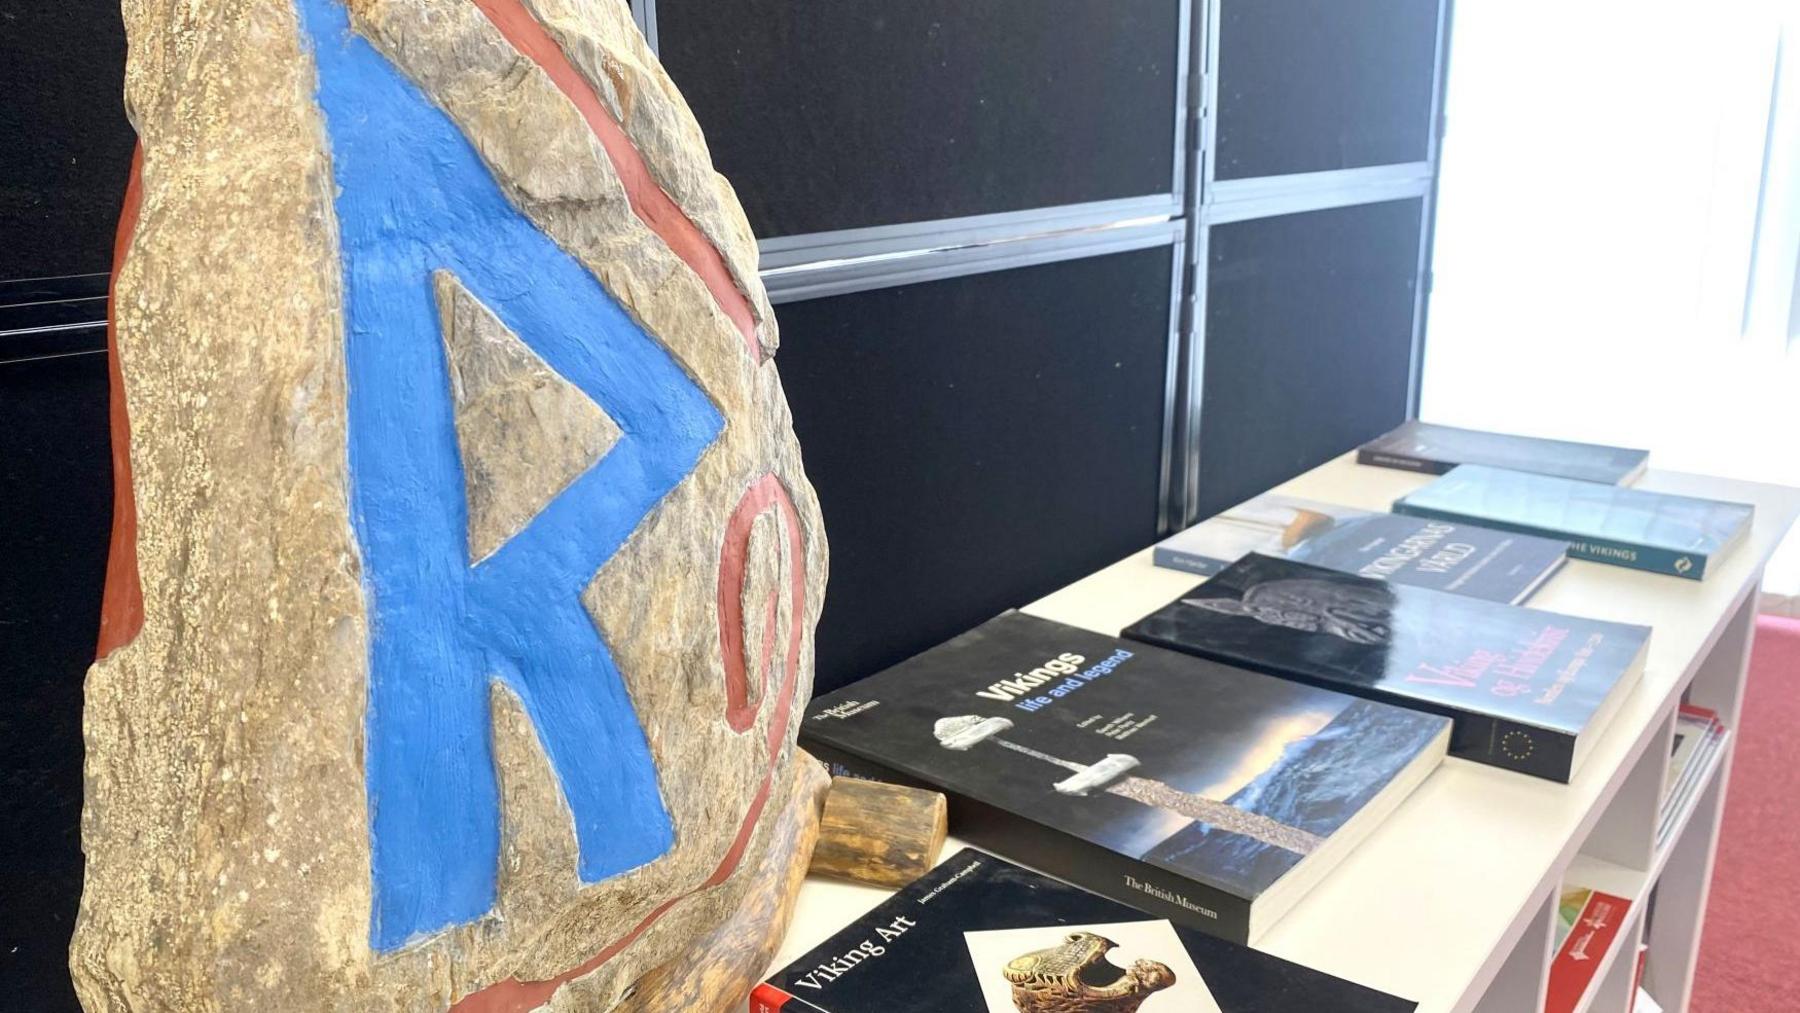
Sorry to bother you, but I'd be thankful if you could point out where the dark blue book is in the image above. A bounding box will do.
[1153,493,1568,603]
[800,612,1449,944]
[1392,465,1755,580]
[1123,554,1650,783]
[1358,420,1649,485]
[752,849,1415,1012]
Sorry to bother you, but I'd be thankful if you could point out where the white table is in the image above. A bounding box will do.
[776,452,1800,1013]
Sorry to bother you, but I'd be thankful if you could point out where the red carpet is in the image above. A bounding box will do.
[1692,615,1800,1011]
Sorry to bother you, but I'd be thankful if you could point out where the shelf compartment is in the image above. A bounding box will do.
[1551,855,1647,1013]
[1578,705,1674,873]
[1473,889,1556,1013]
[1640,768,1731,1011]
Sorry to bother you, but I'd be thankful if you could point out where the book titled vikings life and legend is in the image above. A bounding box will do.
[1357,420,1650,485]
[1393,465,1756,580]
[799,612,1450,944]
[751,849,1416,1013]
[1153,492,1569,604]
[1123,554,1651,782]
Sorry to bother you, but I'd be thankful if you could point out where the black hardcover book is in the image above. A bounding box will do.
[1153,492,1569,603]
[1357,420,1649,485]
[752,849,1416,1013]
[1123,555,1651,782]
[800,613,1449,944]
[1393,464,1756,580]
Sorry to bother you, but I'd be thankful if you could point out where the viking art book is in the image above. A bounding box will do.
[74,1,828,1009]
[1124,554,1650,782]
[800,612,1449,944]
[752,849,1418,1012]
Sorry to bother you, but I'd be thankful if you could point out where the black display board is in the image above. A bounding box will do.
[1196,199,1422,517]
[658,0,1182,238]
[0,356,113,1013]
[0,2,133,283]
[1214,0,1439,180]
[778,248,1175,693]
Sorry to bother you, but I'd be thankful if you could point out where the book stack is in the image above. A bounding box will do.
[751,421,1766,1011]
[1356,421,1754,580]
[1658,705,1728,849]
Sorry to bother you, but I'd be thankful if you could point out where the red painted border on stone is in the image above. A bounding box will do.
[469,0,762,358]
[450,475,806,1012]
[719,474,804,733]
[97,144,145,660]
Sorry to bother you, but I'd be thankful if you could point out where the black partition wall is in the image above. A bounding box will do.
[1183,0,1450,520]
[651,0,1193,691]
[1,4,130,1008]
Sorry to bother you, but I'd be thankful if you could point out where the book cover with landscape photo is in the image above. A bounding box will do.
[1154,492,1569,603]
[751,849,1416,1013]
[800,612,1449,944]
[1124,554,1651,782]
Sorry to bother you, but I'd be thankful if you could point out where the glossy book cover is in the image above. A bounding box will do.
[1153,493,1569,603]
[800,612,1448,943]
[1392,464,1755,580]
[1122,554,1650,782]
[1357,420,1648,485]
[751,849,1416,1013]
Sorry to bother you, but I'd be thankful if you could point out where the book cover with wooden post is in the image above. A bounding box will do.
[71,1,829,1010]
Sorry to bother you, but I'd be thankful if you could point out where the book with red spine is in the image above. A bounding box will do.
[749,982,829,1013]
[1546,888,1634,1013]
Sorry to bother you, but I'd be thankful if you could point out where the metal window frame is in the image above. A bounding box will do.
[1409,0,1456,417]
[758,195,1180,272]
[0,273,110,367]
[1180,0,1454,525]
[631,0,660,55]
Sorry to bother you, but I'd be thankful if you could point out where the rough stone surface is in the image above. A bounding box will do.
[433,270,622,564]
[71,1,827,1010]
[606,755,829,1013]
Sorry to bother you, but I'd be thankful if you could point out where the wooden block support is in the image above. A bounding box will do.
[807,776,949,888]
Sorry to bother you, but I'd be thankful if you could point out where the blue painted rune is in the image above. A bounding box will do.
[297,0,723,952]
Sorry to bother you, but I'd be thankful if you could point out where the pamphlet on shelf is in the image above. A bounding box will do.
[1547,886,1634,1013]
[1658,705,1727,848]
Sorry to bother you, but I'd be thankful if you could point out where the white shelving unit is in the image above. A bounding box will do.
[775,452,1800,1012]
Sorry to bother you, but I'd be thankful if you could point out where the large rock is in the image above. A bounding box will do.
[71,1,828,1009]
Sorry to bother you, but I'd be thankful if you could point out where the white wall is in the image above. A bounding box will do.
[1422,1,1800,594]
[1424,1,1794,485]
